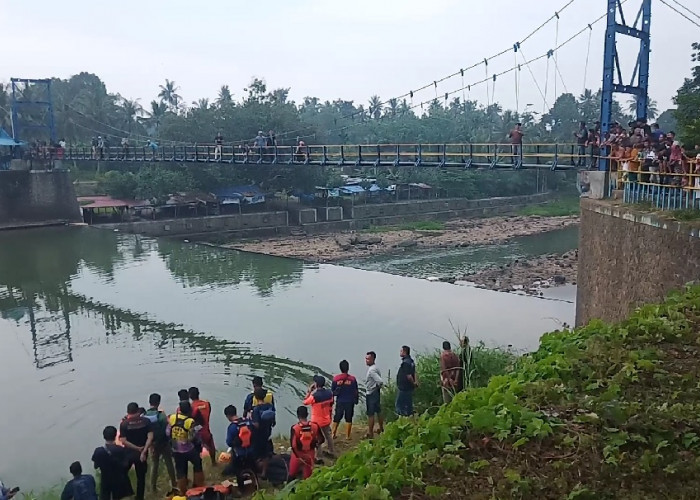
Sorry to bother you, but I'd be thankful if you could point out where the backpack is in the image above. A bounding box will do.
[145,409,167,443]
[295,423,316,452]
[260,408,276,425]
[266,454,290,487]
[234,420,252,449]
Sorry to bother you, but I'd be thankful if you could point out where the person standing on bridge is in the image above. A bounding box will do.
[214,132,223,161]
[575,122,588,167]
[508,123,524,166]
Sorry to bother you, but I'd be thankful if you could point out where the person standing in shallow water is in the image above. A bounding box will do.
[395,345,417,416]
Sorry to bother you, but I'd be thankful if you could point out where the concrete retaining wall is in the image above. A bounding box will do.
[100,211,289,237]
[0,170,81,229]
[576,199,700,326]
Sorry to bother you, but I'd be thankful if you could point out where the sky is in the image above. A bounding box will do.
[2,0,698,115]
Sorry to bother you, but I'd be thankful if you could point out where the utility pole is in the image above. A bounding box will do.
[599,0,652,172]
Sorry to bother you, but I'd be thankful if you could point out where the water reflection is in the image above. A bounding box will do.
[157,239,305,295]
[0,228,316,391]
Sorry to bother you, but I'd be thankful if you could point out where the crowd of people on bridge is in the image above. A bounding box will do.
[599,119,700,189]
[0,342,474,500]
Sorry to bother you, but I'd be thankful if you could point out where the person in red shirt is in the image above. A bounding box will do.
[331,360,359,440]
[188,387,217,467]
[288,406,324,480]
[440,341,463,403]
[303,375,334,457]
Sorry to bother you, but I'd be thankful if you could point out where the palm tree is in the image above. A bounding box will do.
[158,79,181,111]
[368,95,383,120]
[141,100,168,134]
[386,98,399,117]
[216,85,233,107]
[626,96,658,120]
[119,98,143,133]
[192,98,210,111]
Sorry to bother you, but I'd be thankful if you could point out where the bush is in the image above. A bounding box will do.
[380,341,515,422]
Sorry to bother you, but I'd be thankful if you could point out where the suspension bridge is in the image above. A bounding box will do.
[5,0,700,188]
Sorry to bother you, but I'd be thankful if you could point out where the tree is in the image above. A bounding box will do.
[142,100,168,135]
[674,42,700,147]
[368,95,383,120]
[119,98,143,134]
[158,79,181,111]
[626,96,659,120]
[216,85,233,108]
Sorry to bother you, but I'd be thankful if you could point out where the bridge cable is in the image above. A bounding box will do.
[582,24,594,94]
[659,0,700,27]
[542,52,552,114]
[554,12,560,101]
[669,0,700,20]
[261,0,581,145]
[226,5,612,146]
[514,48,520,114]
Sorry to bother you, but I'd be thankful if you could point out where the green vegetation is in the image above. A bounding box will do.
[379,342,516,423]
[670,209,700,222]
[518,197,580,217]
[675,42,700,149]
[259,286,700,499]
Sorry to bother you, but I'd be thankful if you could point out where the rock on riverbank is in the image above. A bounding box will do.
[456,250,578,295]
[224,215,579,263]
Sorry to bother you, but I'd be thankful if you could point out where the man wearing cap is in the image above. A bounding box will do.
[303,375,335,457]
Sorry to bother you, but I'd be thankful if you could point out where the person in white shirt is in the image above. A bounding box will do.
[365,351,384,438]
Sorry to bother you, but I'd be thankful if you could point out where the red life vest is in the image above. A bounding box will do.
[292,422,318,453]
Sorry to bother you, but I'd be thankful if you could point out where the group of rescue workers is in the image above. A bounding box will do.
[15,343,464,500]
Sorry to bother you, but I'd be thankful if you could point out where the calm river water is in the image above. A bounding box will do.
[0,227,575,488]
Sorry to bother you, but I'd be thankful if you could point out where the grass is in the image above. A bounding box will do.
[670,208,700,221]
[364,221,445,233]
[265,285,700,499]
[518,197,580,217]
[379,342,515,423]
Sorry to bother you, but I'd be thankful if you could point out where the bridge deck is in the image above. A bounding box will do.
[55,143,589,170]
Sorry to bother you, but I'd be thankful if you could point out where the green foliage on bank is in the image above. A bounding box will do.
[518,197,580,217]
[379,342,516,423]
[261,286,700,499]
[94,163,573,203]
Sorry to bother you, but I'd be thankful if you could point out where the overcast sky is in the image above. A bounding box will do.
[3,0,698,115]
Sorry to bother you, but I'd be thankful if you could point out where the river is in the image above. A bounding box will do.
[0,226,575,489]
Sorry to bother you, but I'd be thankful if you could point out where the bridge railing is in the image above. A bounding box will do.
[57,143,588,169]
[612,158,700,211]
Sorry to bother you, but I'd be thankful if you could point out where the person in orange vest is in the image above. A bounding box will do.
[303,375,334,457]
[288,406,324,480]
[220,405,256,492]
[188,387,217,467]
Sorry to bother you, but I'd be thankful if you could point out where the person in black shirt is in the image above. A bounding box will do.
[92,426,133,500]
[395,345,417,416]
[575,122,589,167]
[119,403,153,500]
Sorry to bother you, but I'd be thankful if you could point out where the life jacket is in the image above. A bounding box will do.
[168,414,195,445]
[292,422,317,453]
[251,390,273,407]
[191,399,212,430]
[233,418,252,449]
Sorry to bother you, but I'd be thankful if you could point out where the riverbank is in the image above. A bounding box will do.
[223,214,579,264]
[264,286,700,499]
[450,249,578,294]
